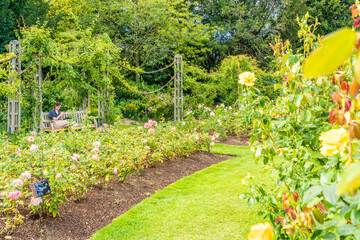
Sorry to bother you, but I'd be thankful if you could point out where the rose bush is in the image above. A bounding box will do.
[0,119,218,234]
[245,10,360,239]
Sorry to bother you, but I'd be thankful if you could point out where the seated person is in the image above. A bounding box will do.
[49,102,69,128]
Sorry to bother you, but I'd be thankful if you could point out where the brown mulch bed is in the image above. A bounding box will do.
[0,151,233,240]
[218,134,250,146]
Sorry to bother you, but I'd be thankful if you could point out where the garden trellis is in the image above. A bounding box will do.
[120,54,184,122]
[3,38,184,133]
[3,40,108,133]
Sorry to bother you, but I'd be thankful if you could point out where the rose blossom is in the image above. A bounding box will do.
[71,156,78,161]
[195,135,199,141]
[172,127,176,131]
[210,112,215,117]
[92,155,100,161]
[103,124,108,127]
[73,154,80,160]
[91,148,99,153]
[21,171,31,180]
[144,122,151,128]
[0,192,7,197]
[93,141,101,148]
[13,179,23,188]
[143,139,148,143]
[148,129,155,135]
[28,136,35,142]
[55,173,62,179]
[211,136,216,141]
[149,120,157,127]
[145,146,150,150]
[210,142,215,147]
[8,190,21,200]
[113,167,118,175]
[31,131,36,136]
[30,196,42,207]
[29,144,38,152]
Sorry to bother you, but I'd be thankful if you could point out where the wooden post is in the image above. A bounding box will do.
[38,56,43,129]
[7,40,22,133]
[174,54,183,122]
[98,87,101,126]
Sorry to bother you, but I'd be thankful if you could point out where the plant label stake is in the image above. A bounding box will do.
[29,180,51,232]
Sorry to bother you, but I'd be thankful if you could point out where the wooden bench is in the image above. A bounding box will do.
[41,110,98,132]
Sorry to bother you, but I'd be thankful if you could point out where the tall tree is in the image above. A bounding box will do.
[100,0,213,81]
[0,0,16,53]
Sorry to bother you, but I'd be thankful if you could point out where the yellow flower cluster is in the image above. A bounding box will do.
[247,222,273,240]
[319,128,348,156]
[239,72,256,86]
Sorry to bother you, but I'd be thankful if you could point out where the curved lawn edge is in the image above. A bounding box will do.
[92,144,273,240]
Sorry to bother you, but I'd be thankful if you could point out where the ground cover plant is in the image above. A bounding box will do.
[92,144,275,240]
[246,9,360,239]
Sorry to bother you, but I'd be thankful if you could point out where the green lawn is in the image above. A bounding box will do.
[92,144,275,240]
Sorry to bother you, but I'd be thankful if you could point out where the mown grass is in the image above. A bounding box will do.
[92,144,275,240]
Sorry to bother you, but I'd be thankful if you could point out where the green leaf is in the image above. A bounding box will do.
[294,94,303,107]
[303,28,357,78]
[303,185,323,204]
[323,185,339,206]
[337,161,360,195]
[336,224,355,236]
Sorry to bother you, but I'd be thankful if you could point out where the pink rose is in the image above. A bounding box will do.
[29,144,38,152]
[103,124,108,127]
[91,148,99,153]
[21,171,31,180]
[28,136,35,142]
[15,148,21,155]
[71,156,78,161]
[143,139,148,143]
[149,120,157,127]
[13,179,23,188]
[30,196,42,206]
[145,146,150,150]
[148,129,155,135]
[210,142,215,147]
[73,154,80,160]
[195,135,199,141]
[31,131,36,136]
[113,167,118,175]
[0,192,7,198]
[93,141,101,148]
[211,136,216,141]
[8,190,21,200]
[144,122,151,128]
[172,127,176,131]
[92,155,99,161]
[97,127,102,132]
[55,173,61,179]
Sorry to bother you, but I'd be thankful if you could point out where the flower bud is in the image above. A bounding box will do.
[329,109,346,126]
[341,81,350,92]
[350,121,360,139]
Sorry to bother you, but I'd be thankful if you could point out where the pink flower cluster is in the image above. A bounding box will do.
[55,173,62,179]
[21,171,31,180]
[29,144,38,152]
[28,136,35,143]
[144,120,157,128]
[31,196,42,206]
[8,190,21,200]
[71,154,81,161]
[13,179,23,188]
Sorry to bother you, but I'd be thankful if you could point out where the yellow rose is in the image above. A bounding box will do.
[247,222,273,240]
[319,128,348,156]
[239,72,256,86]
